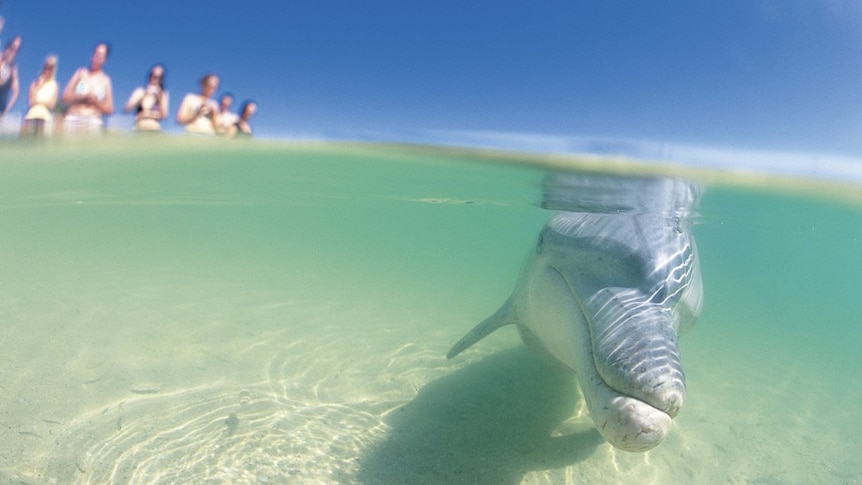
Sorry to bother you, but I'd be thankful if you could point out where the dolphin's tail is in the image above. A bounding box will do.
[446,300,517,359]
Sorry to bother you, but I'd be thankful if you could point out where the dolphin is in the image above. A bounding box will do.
[447,174,703,452]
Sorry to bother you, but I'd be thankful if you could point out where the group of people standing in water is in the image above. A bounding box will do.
[1,31,257,138]
[126,62,257,137]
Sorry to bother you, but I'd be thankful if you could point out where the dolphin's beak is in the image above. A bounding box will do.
[544,268,683,452]
[585,286,687,418]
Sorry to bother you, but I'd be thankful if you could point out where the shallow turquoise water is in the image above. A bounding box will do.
[0,139,860,484]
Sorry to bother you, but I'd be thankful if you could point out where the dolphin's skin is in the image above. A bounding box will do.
[447,174,703,452]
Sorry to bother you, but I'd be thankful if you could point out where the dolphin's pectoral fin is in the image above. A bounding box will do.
[446,300,517,359]
[585,287,686,417]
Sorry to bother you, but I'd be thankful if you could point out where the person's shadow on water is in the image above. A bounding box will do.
[357,346,604,485]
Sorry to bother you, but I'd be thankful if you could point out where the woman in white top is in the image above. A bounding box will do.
[21,55,59,137]
[124,64,169,132]
[176,74,219,135]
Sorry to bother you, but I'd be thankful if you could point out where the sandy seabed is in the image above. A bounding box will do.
[1,262,859,485]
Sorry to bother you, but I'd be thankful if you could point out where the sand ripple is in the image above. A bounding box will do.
[39,383,387,484]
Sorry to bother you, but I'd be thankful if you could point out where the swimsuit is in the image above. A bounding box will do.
[74,71,106,102]
[133,88,166,131]
[63,113,103,134]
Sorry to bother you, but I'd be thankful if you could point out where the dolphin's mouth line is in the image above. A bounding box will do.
[553,268,628,399]
[554,266,674,418]
[548,266,674,452]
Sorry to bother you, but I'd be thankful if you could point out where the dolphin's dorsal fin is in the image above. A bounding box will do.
[446,300,517,359]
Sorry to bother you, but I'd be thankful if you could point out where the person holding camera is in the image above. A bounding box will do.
[124,64,168,132]
[176,73,219,135]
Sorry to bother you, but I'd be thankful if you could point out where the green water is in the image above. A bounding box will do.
[1,139,860,484]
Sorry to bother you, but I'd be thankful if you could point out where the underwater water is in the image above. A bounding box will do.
[0,138,860,484]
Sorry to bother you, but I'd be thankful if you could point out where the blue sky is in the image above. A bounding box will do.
[3,1,862,157]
